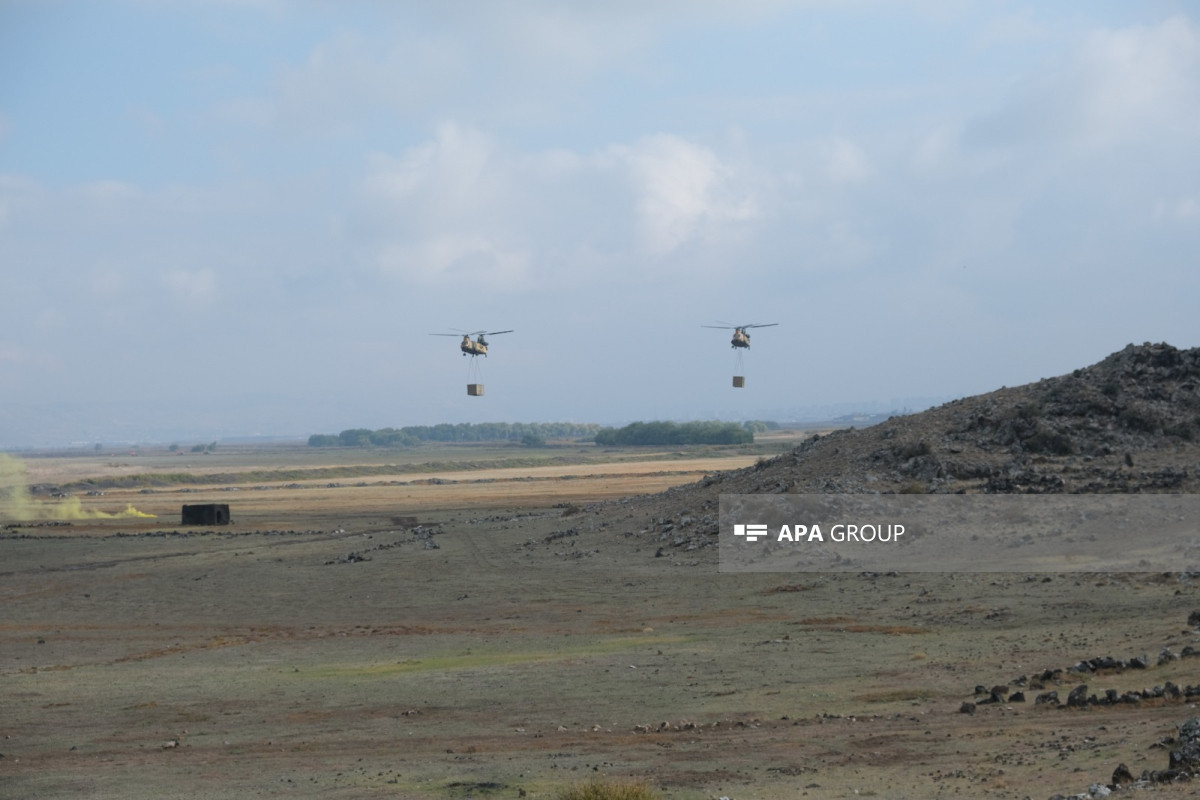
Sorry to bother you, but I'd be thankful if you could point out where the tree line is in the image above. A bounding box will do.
[592,420,754,446]
[310,419,775,448]
[308,422,602,447]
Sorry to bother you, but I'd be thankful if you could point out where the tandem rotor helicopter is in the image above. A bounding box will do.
[702,322,778,349]
[703,322,778,388]
[430,329,513,358]
[429,329,514,396]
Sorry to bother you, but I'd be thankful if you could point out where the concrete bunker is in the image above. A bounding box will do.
[181,503,231,525]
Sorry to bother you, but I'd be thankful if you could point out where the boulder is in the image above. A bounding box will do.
[1168,717,1200,774]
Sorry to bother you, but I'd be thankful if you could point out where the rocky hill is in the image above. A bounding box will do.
[594,342,1200,553]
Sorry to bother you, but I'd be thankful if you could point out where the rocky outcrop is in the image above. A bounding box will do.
[601,343,1200,552]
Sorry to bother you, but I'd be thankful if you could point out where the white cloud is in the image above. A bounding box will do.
[826,137,872,184]
[162,268,218,306]
[488,4,653,74]
[375,234,531,288]
[363,123,497,221]
[231,3,813,140]
[618,133,757,254]
[65,180,142,227]
[977,9,1049,47]
[1155,196,1200,222]
[356,124,758,287]
[88,268,129,298]
[0,175,40,229]
[359,123,533,287]
[966,15,1200,153]
[1072,16,1200,147]
[911,127,955,173]
[212,96,274,130]
[0,341,38,365]
[271,31,466,137]
[70,180,140,202]
[34,309,67,332]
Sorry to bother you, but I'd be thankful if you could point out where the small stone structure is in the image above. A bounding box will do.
[181,503,231,525]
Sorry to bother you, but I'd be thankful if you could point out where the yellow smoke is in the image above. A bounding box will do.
[42,496,158,520]
[0,453,156,522]
[0,453,33,521]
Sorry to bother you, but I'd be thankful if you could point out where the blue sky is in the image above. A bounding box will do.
[2,1,1198,446]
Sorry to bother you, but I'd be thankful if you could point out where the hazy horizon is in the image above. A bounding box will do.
[3,3,1197,449]
[0,391,949,450]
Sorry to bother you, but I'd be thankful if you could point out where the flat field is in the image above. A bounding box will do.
[2,438,1198,799]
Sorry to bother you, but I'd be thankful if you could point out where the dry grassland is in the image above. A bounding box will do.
[2,439,1198,799]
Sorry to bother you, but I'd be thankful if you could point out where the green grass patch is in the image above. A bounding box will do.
[852,687,940,703]
[556,778,662,800]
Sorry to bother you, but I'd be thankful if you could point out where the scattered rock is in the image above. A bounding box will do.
[1169,717,1200,773]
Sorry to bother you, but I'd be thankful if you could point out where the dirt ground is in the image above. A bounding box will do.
[3,443,1199,799]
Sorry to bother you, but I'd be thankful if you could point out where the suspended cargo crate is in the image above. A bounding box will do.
[467,383,485,396]
[732,375,745,388]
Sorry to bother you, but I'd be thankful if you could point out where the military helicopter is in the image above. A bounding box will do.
[702,322,778,349]
[430,329,513,357]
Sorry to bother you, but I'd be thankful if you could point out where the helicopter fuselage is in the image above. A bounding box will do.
[461,336,489,356]
[730,329,752,348]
